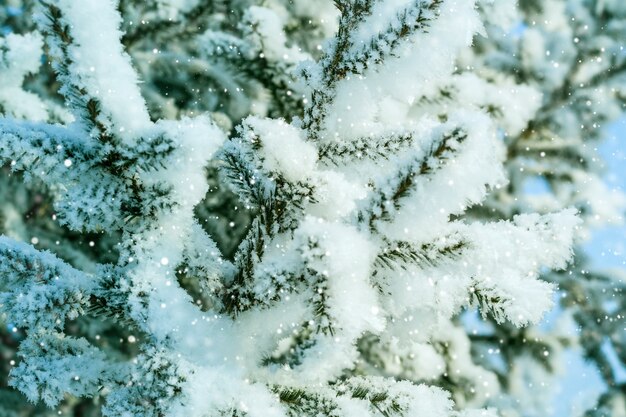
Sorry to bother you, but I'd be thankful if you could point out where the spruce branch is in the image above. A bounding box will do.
[0,236,94,332]
[261,322,316,368]
[300,237,336,336]
[360,127,467,229]
[86,265,138,330]
[470,287,507,324]
[220,131,316,314]
[340,0,444,80]
[318,131,417,165]
[102,346,187,417]
[39,2,112,142]
[342,382,404,417]
[122,0,230,46]
[375,238,467,271]
[0,119,95,181]
[202,31,305,119]
[10,332,116,407]
[304,0,444,140]
[303,0,377,140]
[274,386,339,416]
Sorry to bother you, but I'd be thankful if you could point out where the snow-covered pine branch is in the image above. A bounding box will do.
[217,0,580,415]
[0,0,589,416]
[1,0,225,413]
[434,1,626,413]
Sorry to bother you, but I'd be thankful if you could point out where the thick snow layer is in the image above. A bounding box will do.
[118,116,233,369]
[382,111,507,242]
[245,117,318,183]
[54,0,152,141]
[323,0,484,140]
[0,0,593,415]
[0,32,48,121]
[0,32,43,88]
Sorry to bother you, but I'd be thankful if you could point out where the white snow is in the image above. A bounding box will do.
[0,0,595,415]
[0,32,48,121]
[54,0,152,142]
[243,6,310,63]
[245,117,318,183]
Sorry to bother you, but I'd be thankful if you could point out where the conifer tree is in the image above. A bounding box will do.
[0,1,619,417]
[458,2,626,415]
[353,1,626,414]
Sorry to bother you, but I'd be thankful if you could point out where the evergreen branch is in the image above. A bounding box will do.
[97,134,177,176]
[375,238,467,271]
[219,142,275,209]
[323,0,379,86]
[0,119,95,184]
[274,386,339,416]
[220,135,316,315]
[275,380,409,417]
[318,131,416,165]
[308,267,335,337]
[221,148,315,232]
[301,238,336,336]
[338,0,444,81]
[0,119,176,192]
[87,265,138,329]
[0,236,95,332]
[202,31,305,119]
[39,2,113,143]
[261,321,316,367]
[86,296,138,330]
[470,287,507,324]
[304,0,444,140]
[303,0,377,139]
[222,182,311,314]
[0,119,177,226]
[10,332,115,407]
[277,387,308,404]
[345,383,404,417]
[0,117,178,231]
[120,181,177,224]
[360,127,467,229]
[102,346,187,417]
[221,218,272,313]
[122,0,229,46]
